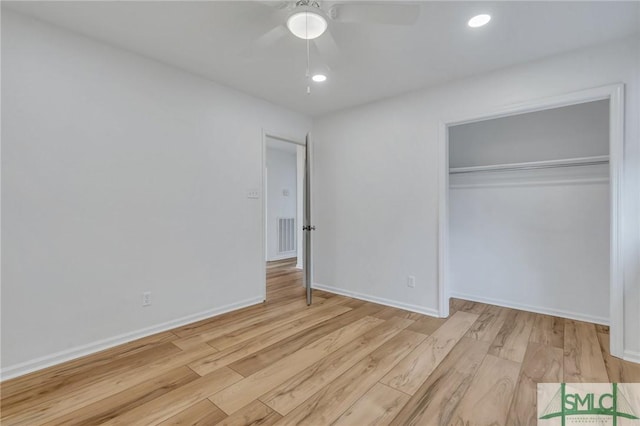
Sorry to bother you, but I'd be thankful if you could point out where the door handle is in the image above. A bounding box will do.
[303,226,316,231]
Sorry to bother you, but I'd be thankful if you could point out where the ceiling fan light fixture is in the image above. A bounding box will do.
[287,8,328,40]
[468,14,491,28]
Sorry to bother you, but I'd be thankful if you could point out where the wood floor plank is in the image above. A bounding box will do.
[0,341,183,418]
[333,383,410,426]
[389,338,491,426]
[380,310,479,395]
[488,309,536,363]
[213,400,282,426]
[268,271,302,281]
[42,366,199,426]
[228,303,384,377]
[263,289,308,304]
[172,299,294,338]
[506,342,563,426]
[101,367,243,425]
[339,298,367,309]
[171,298,328,350]
[1,345,217,425]
[158,399,227,426]
[529,314,564,348]
[597,331,640,382]
[406,315,447,336]
[312,289,336,299]
[448,354,521,426]
[1,329,178,400]
[372,306,424,321]
[276,330,426,426]
[207,301,350,350]
[464,304,510,343]
[450,298,487,315]
[209,316,384,415]
[260,317,417,415]
[564,320,609,382]
[188,304,352,376]
[264,282,304,297]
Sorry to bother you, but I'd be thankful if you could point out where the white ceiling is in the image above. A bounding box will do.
[4,1,639,116]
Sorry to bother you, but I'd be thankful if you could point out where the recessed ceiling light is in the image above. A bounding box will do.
[312,74,327,83]
[468,14,491,28]
[287,9,328,40]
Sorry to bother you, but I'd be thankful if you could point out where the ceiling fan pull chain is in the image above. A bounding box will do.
[306,13,311,95]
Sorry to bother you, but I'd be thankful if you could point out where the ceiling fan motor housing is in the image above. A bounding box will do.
[287,0,329,40]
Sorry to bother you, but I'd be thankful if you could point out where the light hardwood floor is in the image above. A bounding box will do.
[2,258,639,425]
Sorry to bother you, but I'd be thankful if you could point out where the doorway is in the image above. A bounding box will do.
[438,84,625,358]
[262,133,309,304]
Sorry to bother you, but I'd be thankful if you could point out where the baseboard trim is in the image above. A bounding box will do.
[313,283,440,318]
[449,291,609,326]
[0,296,264,382]
[268,254,297,262]
[623,350,640,364]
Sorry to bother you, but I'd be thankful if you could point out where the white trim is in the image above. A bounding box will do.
[450,177,609,189]
[438,83,625,358]
[449,155,609,174]
[266,133,307,147]
[313,283,440,318]
[442,85,619,126]
[623,350,640,364]
[261,129,305,302]
[268,253,297,262]
[449,291,609,326]
[438,120,450,318]
[607,84,625,360]
[0,296,263,382]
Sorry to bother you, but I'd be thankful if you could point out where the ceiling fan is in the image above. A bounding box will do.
[249,0,421,59]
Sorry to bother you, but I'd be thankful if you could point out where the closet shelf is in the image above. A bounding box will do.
[449,155,609,174]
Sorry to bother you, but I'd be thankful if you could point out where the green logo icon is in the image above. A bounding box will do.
[539,383,639,425]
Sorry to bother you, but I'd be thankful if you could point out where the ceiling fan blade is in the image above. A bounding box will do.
[330,2,420,25]
[254,1,289,10]
[239,25,288,60]
[254,24,288,48]
[314,30,340,58]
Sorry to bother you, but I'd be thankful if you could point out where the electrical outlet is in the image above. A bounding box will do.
[142,291,152,306]
[407,275,416,288]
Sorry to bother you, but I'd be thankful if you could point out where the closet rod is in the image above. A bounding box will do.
[449,155,609,174]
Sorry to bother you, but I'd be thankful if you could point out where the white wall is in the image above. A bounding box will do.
[312,36,640,359]
[449,101,610,324]
[266,145,297,260]
[1,10,311,377]
[449,169,610,324]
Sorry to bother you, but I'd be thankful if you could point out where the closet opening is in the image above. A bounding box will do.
[438,85,625,358]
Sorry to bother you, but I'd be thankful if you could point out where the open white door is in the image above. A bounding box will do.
[303,133,314,305]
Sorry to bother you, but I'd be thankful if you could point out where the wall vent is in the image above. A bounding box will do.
[278,217,296,254]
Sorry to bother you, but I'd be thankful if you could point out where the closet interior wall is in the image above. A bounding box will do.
[448,100,610,324]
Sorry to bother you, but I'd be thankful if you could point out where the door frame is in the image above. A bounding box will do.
[437,84,625,358]
[261,130,306,301]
